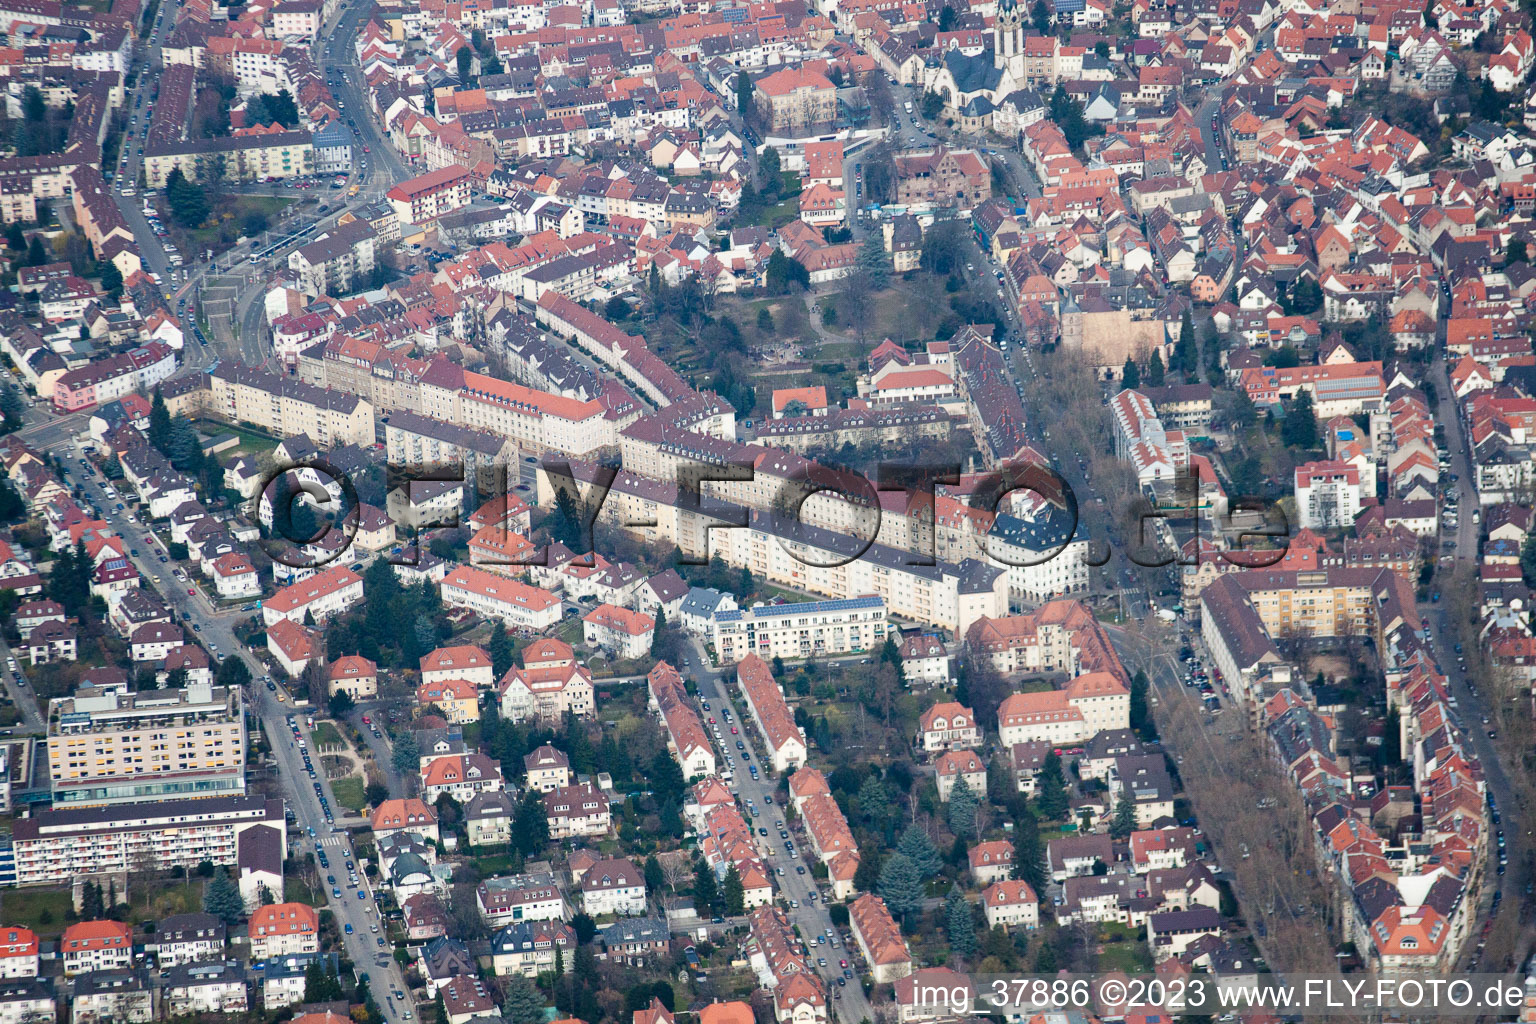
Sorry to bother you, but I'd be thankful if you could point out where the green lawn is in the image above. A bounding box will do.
[1097,938,1153,974]
[192,420,280,458]
[180,194,298,256]
[474,854,517,876]
[554,618,584,646]
[132,879,201,921]
[311,721,345,752]
[332,776,366,813]
[2,888,70,938]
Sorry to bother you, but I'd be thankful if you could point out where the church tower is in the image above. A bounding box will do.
[994,0,1026,83]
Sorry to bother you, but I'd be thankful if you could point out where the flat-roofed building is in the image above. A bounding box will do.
[712,596,888,662]
[47,681,245,808]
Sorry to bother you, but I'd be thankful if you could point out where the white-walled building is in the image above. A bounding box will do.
[1294,460,1364,530]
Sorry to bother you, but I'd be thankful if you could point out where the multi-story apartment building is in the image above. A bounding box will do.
[386,165,473,224]
[47,681,246,808]
[848,894,912,983]
[10,795,286,884]
[418,361,623,459]
[476,872,567,928]
[60,921,132,976]
[1200,566,1411,707]
[261,565,364,627]
[499,656,594,723]
[735,654,808,773]
[51,342,177,413]
[383,411,518,496]
[161,962,249,1015]
[0,930,36,980]
[202,363,375,447]
[752,68,836,134]
[248,904,320,960]
[790,774,861,898]
[287,220,377,297]
[712,596,888,662]
[539,462,1008,635]
[647,662,715,779]
[441,565,561,630]
[581,604,654,659]
[142,131,315,188]
[71,969,153,1024]
[0,979,53,1024]
[1294,460,1365,530]
[420,645,496,691]
[489,921,577,978]
[542,782,612,839]
[987,511,1092,606]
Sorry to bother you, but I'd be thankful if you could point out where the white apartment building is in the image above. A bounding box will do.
[60,922,132,976]
[580,858,647,916]
[1294,460,1364,530]
[441,565,561,630]
[10,795,287,885]
[712,595,888,662]
[987,511,1092,606]
[261,565,364,627]
[982,881,1040,930]
[248,904,320,960]
[582,604,654,660]
[0,930,37,980]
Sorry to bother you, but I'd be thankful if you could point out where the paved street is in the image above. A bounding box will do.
[677,640,875,1024]
[51,444,416,1020]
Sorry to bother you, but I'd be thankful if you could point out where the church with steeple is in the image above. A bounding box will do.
[921,0,1030,120]
[994,0,1027,83]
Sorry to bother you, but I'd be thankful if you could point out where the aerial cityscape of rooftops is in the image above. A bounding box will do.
[0,0,1534,1015]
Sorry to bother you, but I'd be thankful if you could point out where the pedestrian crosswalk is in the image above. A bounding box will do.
[318,834,349,849]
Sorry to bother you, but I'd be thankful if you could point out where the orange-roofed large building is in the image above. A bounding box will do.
[916,701,979,752]
[934,748,987,801]
[735,654,807,772]
[1368,905,1451,972]
[771,386,829,418]
[327,654,377,700]
[982,879,1040,930]
[799,790,861,899]
[582,603,655,660]
[700,1002,755,1024]
[417,676,481,723]
[499,658,595,723]
[61,920,131,976]
[788,766,831,809]
[421,645,496,690]
[964,599,1128,680]
[848,893,912,983]
[371,798,440,842]
[752,67,836,134]
[0,926,38,979]
[775,973,827,1024]
[648,661,715,778]
[249,903,320,959]
[261,565,363,627]
[996,672,1129,746]
[441,565,561,630]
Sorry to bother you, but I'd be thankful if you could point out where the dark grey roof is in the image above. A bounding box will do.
[942,47,1004,95]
